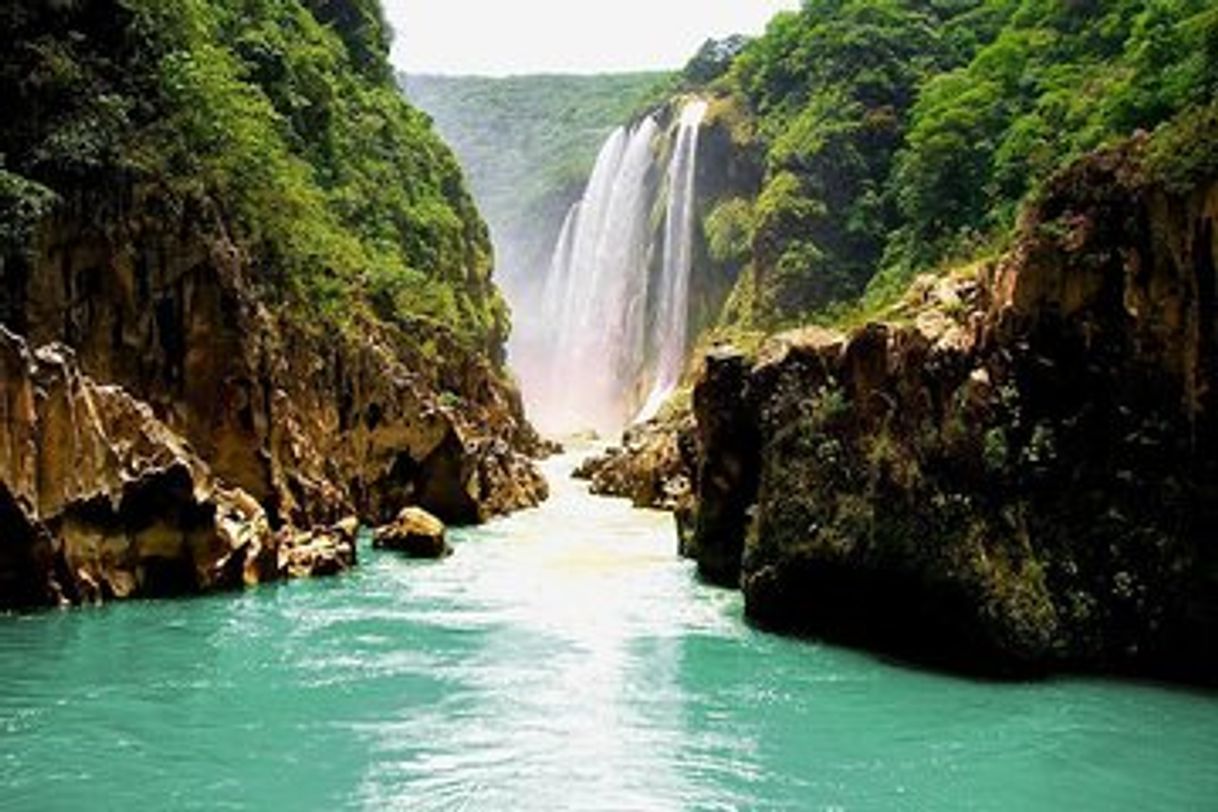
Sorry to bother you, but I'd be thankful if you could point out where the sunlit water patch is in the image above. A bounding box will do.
[1,451,1216,810]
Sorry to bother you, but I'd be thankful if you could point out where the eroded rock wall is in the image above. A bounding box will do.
[0,187,546,608]
[0,328,278,607]
[688,143,1218,679]
[6,190,545,529]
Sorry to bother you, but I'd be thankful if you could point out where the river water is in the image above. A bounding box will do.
[2,451,1216,810]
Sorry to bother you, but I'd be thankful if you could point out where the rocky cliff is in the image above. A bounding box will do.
[0,0,546,608]
[588,127,1218,681]
[6,191,545,531]
[0,326,280,607]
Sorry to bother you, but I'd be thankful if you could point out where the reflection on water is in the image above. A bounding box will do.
[1,450,1216,810]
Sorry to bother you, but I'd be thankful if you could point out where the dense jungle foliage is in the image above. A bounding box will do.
[699,0,1218,328]
[0,0,505,348]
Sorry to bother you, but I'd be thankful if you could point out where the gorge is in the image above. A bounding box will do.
[2,0,1218,808]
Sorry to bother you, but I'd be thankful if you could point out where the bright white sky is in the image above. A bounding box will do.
[384,0,802,76]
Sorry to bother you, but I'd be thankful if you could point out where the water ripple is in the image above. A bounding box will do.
[0,450,1215,810]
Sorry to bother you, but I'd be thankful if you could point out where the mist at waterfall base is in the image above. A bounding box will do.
[506,100,709,438]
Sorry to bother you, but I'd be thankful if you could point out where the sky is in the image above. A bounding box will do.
[384,0,802,76]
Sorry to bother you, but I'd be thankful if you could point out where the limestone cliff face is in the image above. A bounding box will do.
[0,327,280,607]
[0,187,545,608]
[699,142,1218,679]
[23,188,545,518]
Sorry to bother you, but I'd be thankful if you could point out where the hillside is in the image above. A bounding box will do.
[697,0,1218,331]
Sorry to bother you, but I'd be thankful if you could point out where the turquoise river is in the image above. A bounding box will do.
[2,451,1217,810]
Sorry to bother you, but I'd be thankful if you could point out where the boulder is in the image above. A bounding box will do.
[279,517,359,579]
[373,507,450,559]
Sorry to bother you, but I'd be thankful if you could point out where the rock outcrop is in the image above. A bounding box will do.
[0,328,279,608]
[279,517,359,579]
[574,414,697,512]
[373,507,450,559]
[686,347,761,586]
[3,192,547,531]
[0,187,548,606]
[677,138,1218,680]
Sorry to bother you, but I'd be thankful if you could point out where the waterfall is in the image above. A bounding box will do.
[636,99,708,424]
[517,100,706,436]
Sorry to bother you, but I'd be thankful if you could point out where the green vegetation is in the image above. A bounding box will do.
[696,0,1218,329]
[0,0,503,347]
[401,72,674,286]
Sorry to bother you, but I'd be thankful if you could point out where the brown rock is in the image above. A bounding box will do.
[575,413,697,512]
[373,507,450,559]
[279,517,358,579]
[0,328,279,607]
[6,187,547,538]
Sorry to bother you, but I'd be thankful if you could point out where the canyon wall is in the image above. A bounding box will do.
[586,130,1218,681]
[0,0,546,608]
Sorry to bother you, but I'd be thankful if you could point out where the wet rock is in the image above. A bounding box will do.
[575,413,697,512]
[373,507,450,559]
[0,328,279,607]
[279,517,358,579]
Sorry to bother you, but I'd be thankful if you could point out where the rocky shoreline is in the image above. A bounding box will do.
[0,190,548,610]
[582,137,1218,682]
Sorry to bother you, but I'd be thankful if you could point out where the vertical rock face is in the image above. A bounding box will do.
[680,142,1218,680]
[0,190,546,608]
[687,347,759,586]
[0,328,278,608]
[7,195,546,528]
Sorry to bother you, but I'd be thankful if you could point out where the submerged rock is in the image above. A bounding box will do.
[373,507,450,559]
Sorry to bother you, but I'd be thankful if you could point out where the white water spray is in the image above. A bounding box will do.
[636,99,708,424]
[517,101,707,436]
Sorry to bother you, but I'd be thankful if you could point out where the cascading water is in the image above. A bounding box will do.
[516,100,706,437]
[636,99,708,424]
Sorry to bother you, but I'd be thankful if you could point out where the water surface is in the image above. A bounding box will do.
[2,452,1216,810]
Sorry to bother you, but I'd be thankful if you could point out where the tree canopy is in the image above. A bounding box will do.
[0,0,504,347]
[700,0,1218,327]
